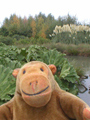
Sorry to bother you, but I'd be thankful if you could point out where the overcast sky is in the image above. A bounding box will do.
[0,0,90,26]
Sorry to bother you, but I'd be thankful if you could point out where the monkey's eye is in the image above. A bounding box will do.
[40,68,44,72]
[23,70,26,74]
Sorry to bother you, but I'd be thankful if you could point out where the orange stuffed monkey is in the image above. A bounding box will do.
[0,61,90,120]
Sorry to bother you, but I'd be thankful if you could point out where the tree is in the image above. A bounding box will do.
[0,13,79,39]
[39,25,46,38]
[45,14,56,38]
[3,14,20,36]
[63,14,77,25]
[3,18,10,28]
[35,16,45,38]
[31,18,36,37]
[37,12,46,22]
[0,27,9,36]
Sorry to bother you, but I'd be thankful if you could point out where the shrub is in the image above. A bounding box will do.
[12,34,26,40]
[0,43,79,105]
[0,36,13,45]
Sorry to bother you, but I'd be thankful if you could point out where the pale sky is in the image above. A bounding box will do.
[0,0,90,26]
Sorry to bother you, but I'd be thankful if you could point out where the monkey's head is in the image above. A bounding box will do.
[12,61,57,107]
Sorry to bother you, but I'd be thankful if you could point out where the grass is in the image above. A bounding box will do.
[43,43,90,57]
[14,42,90,56]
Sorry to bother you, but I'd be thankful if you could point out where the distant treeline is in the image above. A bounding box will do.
[0,13,78,39]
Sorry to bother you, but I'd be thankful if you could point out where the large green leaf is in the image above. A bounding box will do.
[60,60,79,83]
[0,65,16,102]
[26,45,47,62]
[0,57,22,69]
[36,48,66,66]
[0,43,80,105]
[55,75,69,91]
[0,58,22,104]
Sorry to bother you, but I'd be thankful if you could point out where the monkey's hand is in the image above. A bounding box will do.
[83,108,90,120]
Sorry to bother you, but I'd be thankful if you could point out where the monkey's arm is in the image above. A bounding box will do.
[59,91,90,120]
[0,99,13,120]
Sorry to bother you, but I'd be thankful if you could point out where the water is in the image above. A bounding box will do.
[66,56,90,106]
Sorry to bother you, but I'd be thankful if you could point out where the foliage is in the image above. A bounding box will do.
[0,65,15,105]
[45,42,90,56]
[51,24,90,44]
[0,35,14,45]
[0,59,22,105]
[0,13,77,39]
[0,35,50,45]
[0,27,9,36]
[0,43,79,105]
[1,13,89,45]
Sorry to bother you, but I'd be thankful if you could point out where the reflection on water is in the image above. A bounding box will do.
[78,76,90,106]
[66,56,90,75]
[66,56,90,106]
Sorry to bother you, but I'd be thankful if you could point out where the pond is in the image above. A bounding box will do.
[66,56,90,106]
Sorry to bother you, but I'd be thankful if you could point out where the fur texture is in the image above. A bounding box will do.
[0,61,90,120]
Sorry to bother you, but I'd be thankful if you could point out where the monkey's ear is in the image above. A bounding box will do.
[12,68,20,78]
[48,64,57,75]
